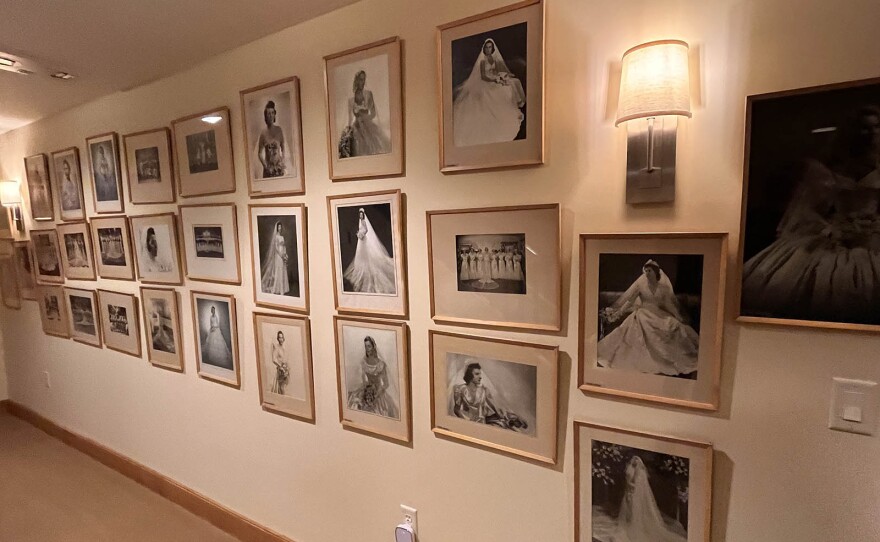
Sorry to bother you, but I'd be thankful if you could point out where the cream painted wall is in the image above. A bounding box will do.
[1,0,879,540]
[0,331,7,400]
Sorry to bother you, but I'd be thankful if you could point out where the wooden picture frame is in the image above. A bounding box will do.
[179,203,241,285]
[37,285,70,337]
[85,132,125,214]
[429,330,558,464]
[427,203,561,331]
[64,287,102,347]
[89,216,136,281]
[437,0,544,172]
[240,76,306,197]
[56,221,98,281]
[129,212,184,285]
[140,286,184,372]
[574,421,713,542]
[31,229,65,284]
[172,107,236,197]
[190,290,240,388]
[248,203,309,313]
[12,241,37,300]
[0,256,21,309]
[24,153,54,221]
[97,289,142,358]
[253,312,316,422]
[50,147,86,221]
[122,127,176,205]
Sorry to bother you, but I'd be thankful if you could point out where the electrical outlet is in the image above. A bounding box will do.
[400,504,418,534]
[43,371,50,389]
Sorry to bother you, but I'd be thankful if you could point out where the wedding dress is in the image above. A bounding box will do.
[343,209,396,294]
[202,312,232,368]
[346,351,399,418]
[261,227,290,295]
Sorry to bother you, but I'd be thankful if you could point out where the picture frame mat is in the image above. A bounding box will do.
[85,132,125,214]
[37,285,70,337]
[191,291,240,388]
[130,212,184,285]
[172,107,236,197]
[253,312,315,421]
[56,222,97,281]
[31,229,64,285]
[248,204,309,313]
[97,289,141,357]
[122,127,176,204]
[179,203,242,285]
[64,287,102,347]
[90,216,135,281]
[140,287,184,371]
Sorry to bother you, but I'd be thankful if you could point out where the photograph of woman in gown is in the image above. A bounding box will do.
[256,100,288,178]
[33,233,61,277]
[139,226,173,273]
[260,221,290,296]
[345,335,399,419]
[338,205,397,295]
[597,257,702,379]
[64,233,89,268]
[270,331,290,395]
[90,143,119,202]
[198,303,233,369]
[149,299,176,354]
[58,158,82,214]
[25,156,53,220]
[338,70,391,158]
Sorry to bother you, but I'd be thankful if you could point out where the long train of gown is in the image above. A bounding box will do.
[598,306,699,376]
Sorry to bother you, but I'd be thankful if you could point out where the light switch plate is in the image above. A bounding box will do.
[829,377,878,436]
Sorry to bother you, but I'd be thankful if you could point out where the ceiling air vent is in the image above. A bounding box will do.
[50,71,74,80]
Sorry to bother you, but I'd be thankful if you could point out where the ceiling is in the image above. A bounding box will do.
[0,0,360,134]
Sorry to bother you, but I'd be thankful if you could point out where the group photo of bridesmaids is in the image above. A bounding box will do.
[456,233,526,294]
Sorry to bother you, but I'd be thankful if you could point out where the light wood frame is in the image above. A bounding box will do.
[129,212,184,285]
[171,107,236,198]
[140,286,184,372]
[122,127,177,205]
[247,203,310,313]
[23,153,54,221]
[89,216,136,281]
[64,287,102,348]
[85,132,125,214]
[56,221,98,281]
[0,256,21,309]
[12,241,37,300]
[253,312,316,422]
[97,289,142,358]
[178,203,242,285]
[31,229,65,285]
[37,285,70,337]
[50,146,87,222]
[190,290,240,388]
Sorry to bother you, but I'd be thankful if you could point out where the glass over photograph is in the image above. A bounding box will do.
[186,130,219,174]
[89,140,119,203]
[25,155,53,220]
[336,203,396,295]
[53,150,84,219]
[196,298,234,370]
[341,324,401,420]
[69,294,97,337]
[33,233,62,280]
[334,54,392,159]
[456,233,526,294]
[257,215,300,298]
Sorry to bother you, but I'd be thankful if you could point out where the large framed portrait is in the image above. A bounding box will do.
[122,127,176,204]
[333,316,410,443]
[324,37,404,181]
[56,222,97,281]
[427,203,560,331]
[97,289,141,358]
[51,147,86,222]
[191,291,240,388]
[179,203,241,285]
[37,285,69,337]
[240,76,306,196]
[12,241,37,300]
[89,216,135,281]
[24,153,54,221]
[248,204,309,313]
[579,233,727,411]
[172,107,236,197]
[429,330,558,464]
[129,212,183,285]
[327,189,407,318]
[85,132,125,214]
[574,422,713,542]
[738,77,880,332]
[31,229,64,284]
[253,312,315,422]
[0,256,21,309]
[140,287,184,372]
[437,0,544,172]
[64,287,102,347]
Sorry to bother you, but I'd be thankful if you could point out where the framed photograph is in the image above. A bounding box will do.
[429,330,558,463]
[97,289,141,357]
[31,229,64,284]
[327,189,407,318]
[89,216,135,281]
[129,212,183,285]
[248,204,309,313]
[574,422,713,542]
[0,208,13,239]
[179,203,241,285]
[191,291,240,387]
[37,285,69,337]
[85,132,124,214]
[141,287,184,371]
[24,153,54,221]
[240,76,306,196]
[253,312,315,422]
[51,147,86,221]
[0,256,21,309]
[324,37,404,181]
[172,107,236,197]
[427,203,560,331]
[56,222,97,281]
[64,287,102,347]
[437,0,544,172]
[579,233,727,411]
[122,127,176,204]
[12,241,37,300]
[738,77,880,332]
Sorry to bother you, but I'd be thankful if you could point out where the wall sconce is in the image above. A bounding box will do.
[616,39,691,203]
[0,179,25,232]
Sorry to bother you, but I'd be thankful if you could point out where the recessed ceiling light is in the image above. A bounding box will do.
[0,57,15,67]
[50,71,74,80]
[201,115,223,124]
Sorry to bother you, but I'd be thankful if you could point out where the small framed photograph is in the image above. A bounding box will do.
[248,204,309,313]
[0,256,21,309]
[253,312,315,422]
[130,212,183,285]
[31,229,65,284]
[97,289,141,358]
[141,287,184,371]
[64,287,102,347]
[122,127,176,204]
[172,107,236,197]
[89,216,135,281]
[85,132,125,214]
[38,285,70,337]
[191,291,240,387]
[56,222,97,281]
[324,37,404,181]
[334,316,410,443]
[240,76,306,196]
[579,233,727,411]
[24,153,54,221]
[429,330,558,464]
[51,147,86,221]
[427,203,560,331]
[574,422,713,542]
[12,241,37,300]
[437,0,544,172]
[327,189,407,318]
[179,203,241,285]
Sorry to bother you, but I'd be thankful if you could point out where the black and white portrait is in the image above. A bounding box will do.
[44,293,61,321]
[14,246,35,290]
[257,215,299,298]
[25,155,53,220]
[135,146,161,183]
[456,233,526,294]
[107,304,129,335]
[69,295,97,336]
[186,130,219,174]
[333,55,392,158]
[193,226,224,260]
[54,153,83,214]
[445,352,536,436]
[63,233,90,269]
[741,80,880,326]
[341,324,401,420]
[33,234,61,277]
[97,227,126,267]
[597,254,702,380]
[336,203,396,295]
[591,441,690,542]
[89,141,119,202]
[196,298,234,370]
[136,223,174,273]
[259,323,304,399]
[451,22,527,147]
[148,298,176,354]
[247,93,294,180]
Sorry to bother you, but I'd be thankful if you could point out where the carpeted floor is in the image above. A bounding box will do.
[0,410,239,542]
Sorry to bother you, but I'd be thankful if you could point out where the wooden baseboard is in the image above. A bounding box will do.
[6,401,295,542]
[0,399,8,413]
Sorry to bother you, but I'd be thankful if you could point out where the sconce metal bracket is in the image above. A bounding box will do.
[625,116,677,204]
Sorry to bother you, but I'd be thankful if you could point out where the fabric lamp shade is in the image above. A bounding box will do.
[615,39,692,126]
[0,180,21,206]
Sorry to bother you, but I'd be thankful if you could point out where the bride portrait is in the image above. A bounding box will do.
[346,335,399,419]
[199,304,233,369]
[260,221,291,296]
[338,70,391,158]
[339,205,397,295]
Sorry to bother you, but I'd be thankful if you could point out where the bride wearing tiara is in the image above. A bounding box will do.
[343,208,397,294]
